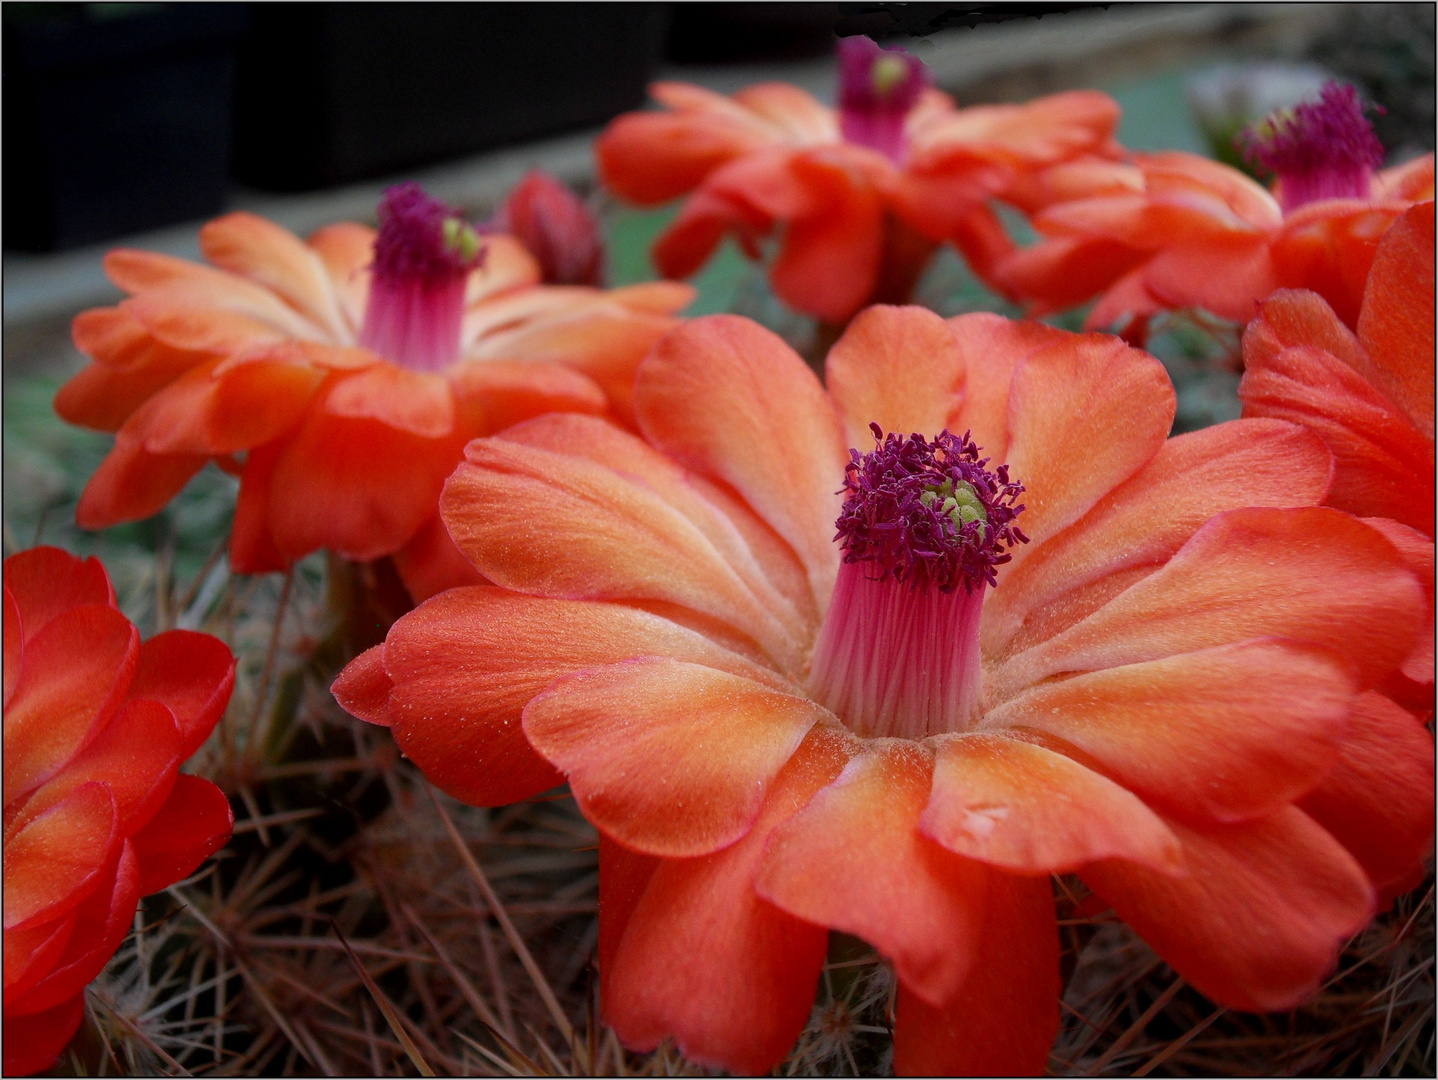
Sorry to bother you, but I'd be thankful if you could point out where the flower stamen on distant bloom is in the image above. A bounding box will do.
[1239,81,1385,212]
[360,183,485,372]
[837,36,930,164]
[808,425,1027,740]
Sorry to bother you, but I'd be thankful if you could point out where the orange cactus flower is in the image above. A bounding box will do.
[1240,200,1435,715]
[598,35,1121,324]
[3,547,235,1075]
[56,184,692,601]
[334,305,1431,1074]
[990,83,1435,337]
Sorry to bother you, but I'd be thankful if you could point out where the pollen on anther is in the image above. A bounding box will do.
[833,424,1027,594]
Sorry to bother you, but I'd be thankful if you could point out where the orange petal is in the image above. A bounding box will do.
[442,436,805,672]
[998,507,1425,698]
[921,733,1182,873]
[127,630,235,757]
[58,308,208,433]
[1241,286,1367,369]
[1269,204,1398,327]
[1082,806,1374,1012]
[4,604,138,799]
[389,512,487,604]
[16,699,180,838]
[1142,232,1279,324]
[306,222,372,333]
[465,235,542,304]
[445,359,606,437]
[1239,341,1433,532]
[229,441,289,574]
[1363,518,1434,684]
[3,913,76,1005]
[755,740,987,1004]
[2,782,117,931]
[653,186,766,282]
[3,586,19,709]
[1085,261,1167,334]
[379,587,780,807]
[984,417,1333,658]
[946,313,1073,461]
[919,89,1119,168]
[597,835,660,1018]
[891,872,1059,1078]
[525,658,822,857]
[769,154,885,323]
[128,775,233,896]
[1,548,113,646]
[499,413,816,640]
[597,106,772,206]
[825,305,966,450]
[989,235,1146,316]
[985,640,1354,823]
[200,212,349,340]
[265,390,464,564]
[464,306,681,428]
[75,435,208,530]
[1002,332,1174,556]
[111,245,329,340]
[1,993,85,1075]
[119,293,294,355]
[331,645,394,726]
[126,352,325,456]
[323,364,455,439]
[1356,201,1435,438]
[8,843,140,1017]
[1373,154,1435,200]
[603,281,697,316]
[634,315,848,613]
[731,82,836,143]
[603,728,849,1075]
[1299,691,1434,897]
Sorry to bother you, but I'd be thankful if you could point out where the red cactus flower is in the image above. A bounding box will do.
[56,184,692,601]
[1240,199,1434,719]
[334,305,1430,1074]
[988,82,1434,337]
[494,170,605,286]
[3,547,235,1075]
[598,36,1121,324]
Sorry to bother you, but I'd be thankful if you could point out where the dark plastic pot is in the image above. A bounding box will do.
[3,3,247,252]
[233,3,669,192]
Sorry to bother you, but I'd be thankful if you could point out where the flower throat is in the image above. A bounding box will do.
[808,426,1027,740]
[360,183,484,372]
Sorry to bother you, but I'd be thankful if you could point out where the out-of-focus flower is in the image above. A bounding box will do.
[1240,200,1434,724]
[335,305,1430,1074]
[988,82,1434,338]
[3,548,235,1075]
[493,170,605,286]
[57,184,692,601]
[598,35,1120,324]
[1185,61,1332,173]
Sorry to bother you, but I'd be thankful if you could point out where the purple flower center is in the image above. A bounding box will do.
[1239,81,1385,212]
[834,424,1027,594]
[360,183,484,371]
[837,36,930,163]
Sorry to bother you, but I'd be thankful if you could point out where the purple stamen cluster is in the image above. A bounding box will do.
[837,36,929,162]
[837,36,929,113]
[1239,82,1384,207]
[834,424,1027,594]
[371,183,484,285]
